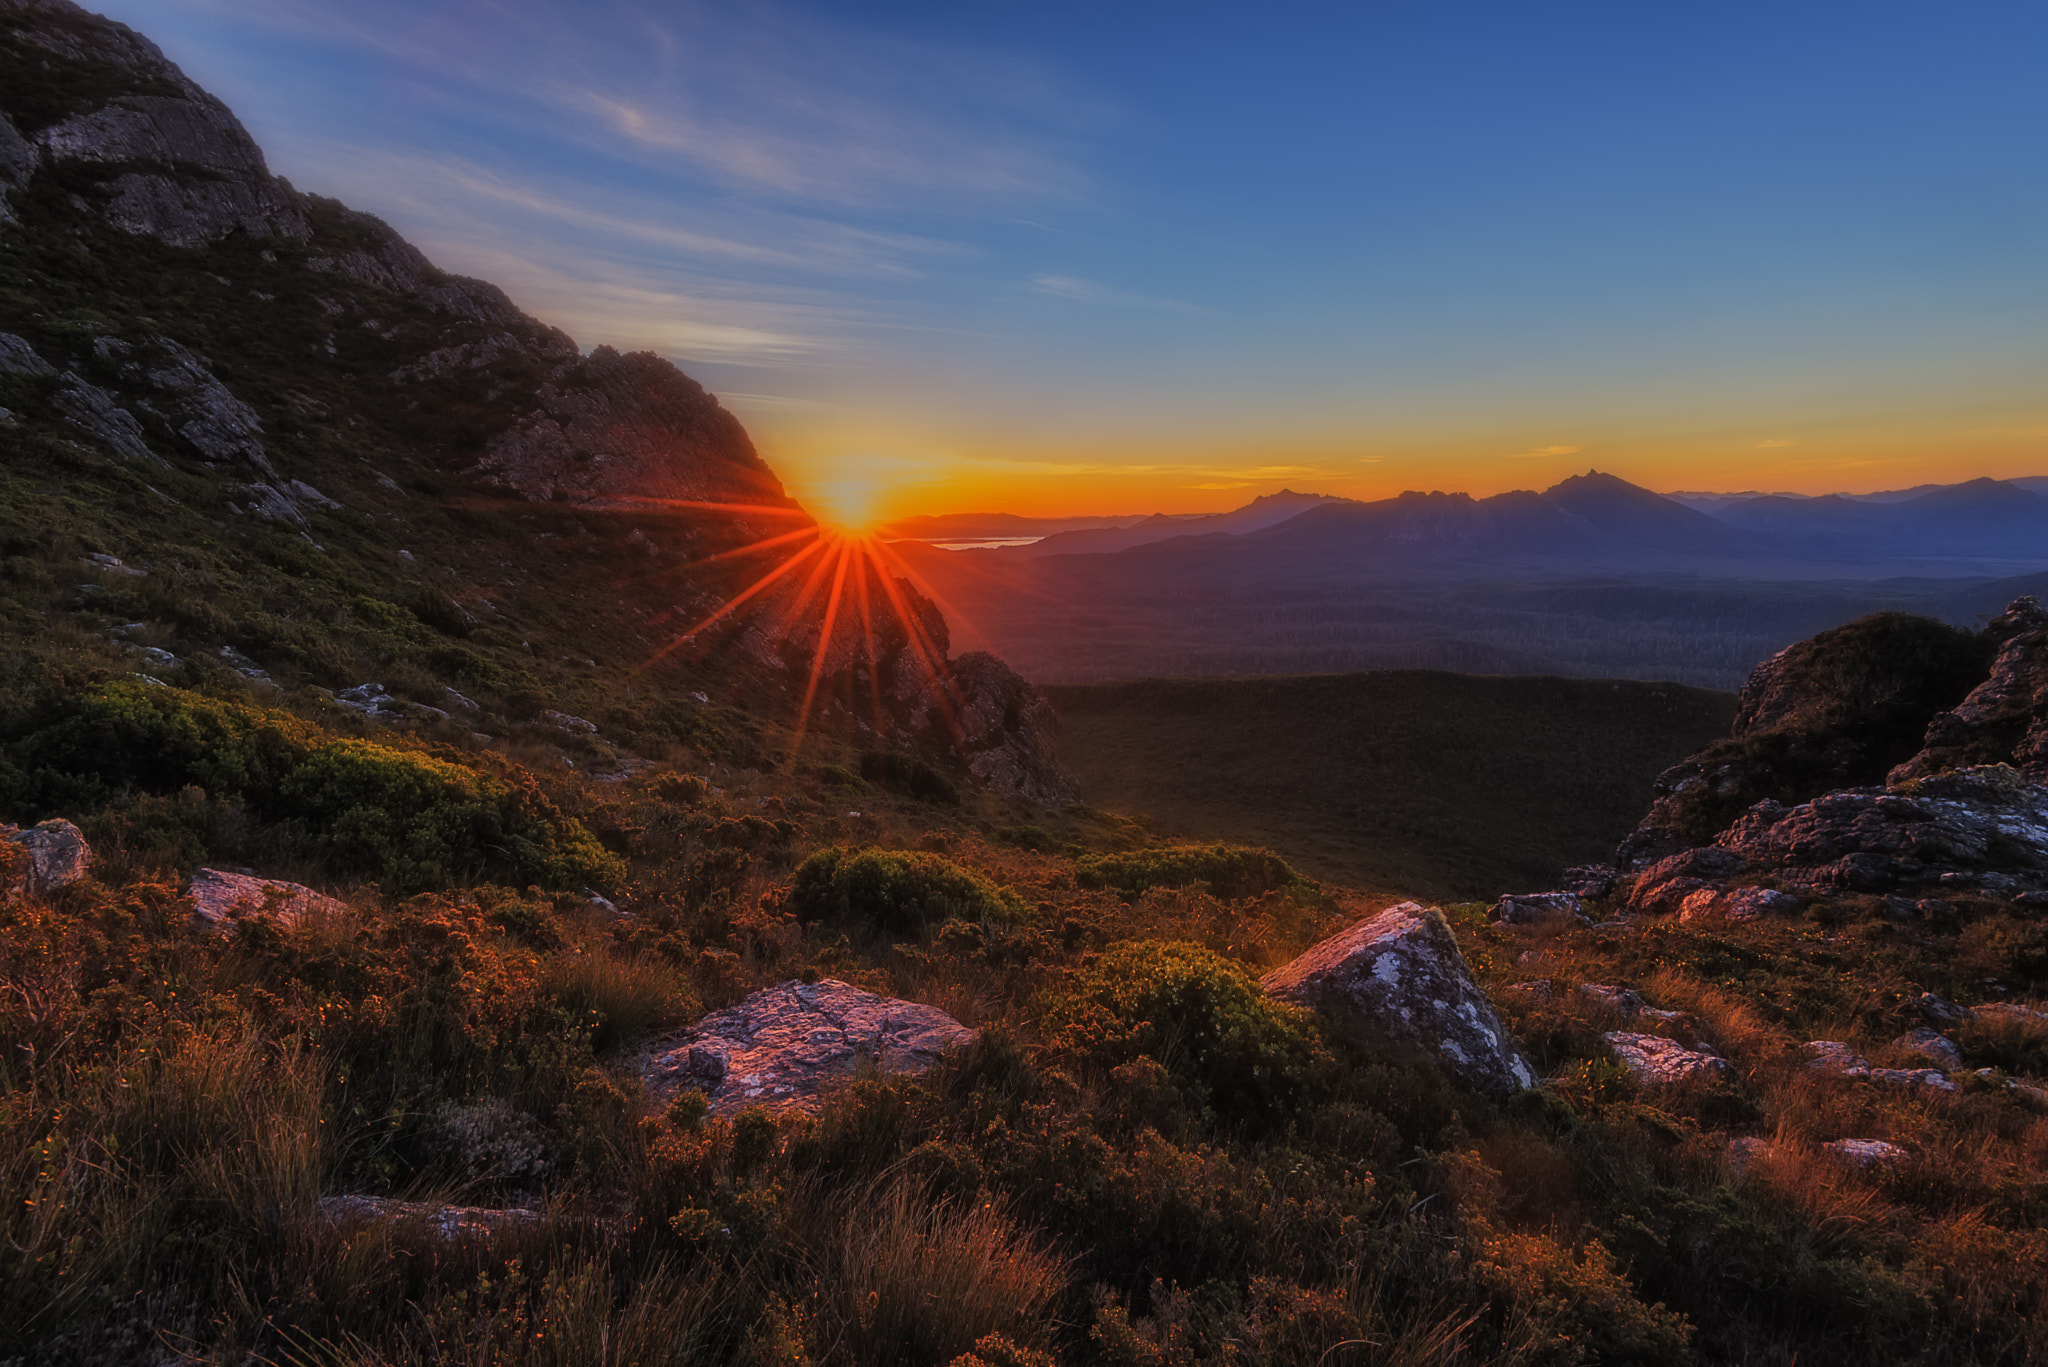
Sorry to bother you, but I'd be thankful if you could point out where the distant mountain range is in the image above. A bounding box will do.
[899,471,2048,687]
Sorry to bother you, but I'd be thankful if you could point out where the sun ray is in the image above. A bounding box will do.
[790,537,857,761]
[686,524,822,568]
[638,534,829,669]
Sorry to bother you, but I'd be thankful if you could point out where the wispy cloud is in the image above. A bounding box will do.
[1030,274,1204,313]
[1755,438,1795,448]
[1507,443,1582,458]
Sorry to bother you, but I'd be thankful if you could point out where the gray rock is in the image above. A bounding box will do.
[0,332,55,376]
[1727,1136,1772,1174]
[334,682,406,722]
[118,336,274,473]
[1920,991,1967,1026]
[642,979,977,1117]
[1972,1001,2048,1027]
[1603,1031,1730,1086]
[1261,902,1535,1095]
[1823,1139,1908,1168]
[3,819,93,895]
[1893,1027,1963,1072]
[543,710,598,735]
[51,373,161,464]
[188,868,345,930]
[1869,1066,1957,1093]
[950,651,1078,805]
[1490,892,1586,924]
[1679,885,1803,923]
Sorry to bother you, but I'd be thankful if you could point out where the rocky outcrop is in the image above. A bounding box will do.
[641,979,976,1118]
[1823,1139,1907,1168]
[0,111,32,221]
[1261,902,1535,1095]
[1602,1032,1730,1086]
[473,345,786,510]
[1803,1039,1957,1093]
[947,652,1079,805]
[4,0,310,246]
[188,868,345,930]
[1890,598,2048,786]
[3,818,91,895]
[1618,612,1991,869]
[318,1195,540,1240]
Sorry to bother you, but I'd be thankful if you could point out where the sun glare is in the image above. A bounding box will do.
[639,498,982,768]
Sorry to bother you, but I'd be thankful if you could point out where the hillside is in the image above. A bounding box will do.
[1045,671,1736,900]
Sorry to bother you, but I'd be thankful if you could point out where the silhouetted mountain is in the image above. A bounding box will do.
[1712,477,2048,559]
[1014,488,1352,557]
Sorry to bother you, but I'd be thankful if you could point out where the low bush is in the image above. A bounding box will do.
[859,749,960,805]
[1041,939,1329,1125]
[788,846,1028,934]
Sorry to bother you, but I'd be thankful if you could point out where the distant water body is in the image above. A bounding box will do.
[889,536,1044,551]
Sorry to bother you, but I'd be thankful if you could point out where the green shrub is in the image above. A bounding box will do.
[1075,844,1309,900]
[0,681,619,891]
[1041,940,1328,1124]
[788,847,1027,934]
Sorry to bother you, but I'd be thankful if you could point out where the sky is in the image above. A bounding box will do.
[92,0,2048,525]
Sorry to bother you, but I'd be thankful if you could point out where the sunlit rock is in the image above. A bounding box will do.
[642,978,976,1118]
[188,868,345,931]
[3,819,92,896]
[1261,901,1535,1095]
[1602,1031,1730,1086]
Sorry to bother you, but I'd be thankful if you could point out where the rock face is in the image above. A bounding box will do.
[2,818,91,894]
[642,979,976,1118]
[1489,892,1586,924]
[1890,597,2048,786]
[2,0,309,246]
[945,652,1079,805]
[1611,602,2048,919]
[188,868,346,930]
[1261,902,1535,1095]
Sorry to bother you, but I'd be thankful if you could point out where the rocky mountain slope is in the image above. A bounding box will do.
[0,0,1070,802]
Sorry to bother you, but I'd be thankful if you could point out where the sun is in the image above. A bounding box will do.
[805,474,889,534]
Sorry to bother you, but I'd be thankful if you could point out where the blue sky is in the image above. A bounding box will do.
[93,0,2048,519]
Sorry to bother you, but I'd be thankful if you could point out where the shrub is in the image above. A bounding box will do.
[788,846,1028,934]
[1041,940,1329,1123]
[0,681,620,891]
[540,950,696,1053]
[1075,844,1309,900]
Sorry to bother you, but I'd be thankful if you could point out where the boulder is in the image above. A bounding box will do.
[641,979,976,1118]
[188,868,345,931]
[1678,885,1802,923]
[1804,1040,1956,1092]
[1890,597,2048,786]
[3,819,93,895]
[1261,902,1535,1095]
[1602,1031,1730,1086]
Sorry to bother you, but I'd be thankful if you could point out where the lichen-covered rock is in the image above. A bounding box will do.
[1602,1031,1730,1086]
[0,332,54,376]
[1890,597,2048,786]
[3,819,92,895]
[1261,902,1535,1095]
[1806,1040,1872,1079]
[1622,845,1747,915]
[188,868,345,930]
[642,979,976,1117]
[1489,892,1586,924]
